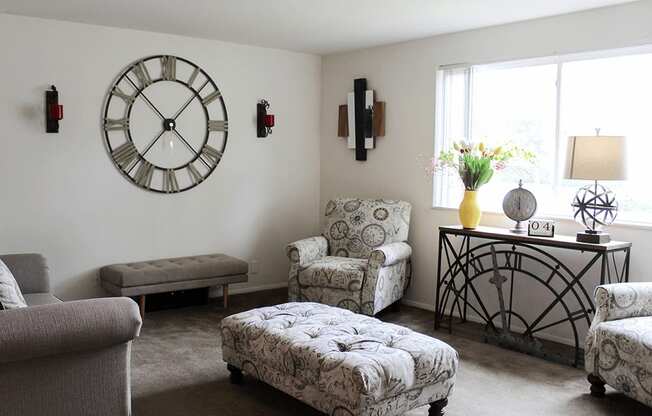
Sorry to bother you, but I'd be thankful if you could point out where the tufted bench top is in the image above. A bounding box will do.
[221,302,458,406]
[100,254,248,288]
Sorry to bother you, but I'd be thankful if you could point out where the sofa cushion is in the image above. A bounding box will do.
[23,293,62,307]
[0,259,27,310]
[221,303,458,405]
[594,316,652,373]
[298,256,366,291]
[100,254,248,288]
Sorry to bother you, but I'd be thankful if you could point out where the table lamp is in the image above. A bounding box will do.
[564,133,627,243]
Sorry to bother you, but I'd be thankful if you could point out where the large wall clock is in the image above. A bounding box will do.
[102,55,228,193]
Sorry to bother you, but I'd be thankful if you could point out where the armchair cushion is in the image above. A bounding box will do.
[287,236,328,267]
[298,257,367,291]
[323,198,411,259]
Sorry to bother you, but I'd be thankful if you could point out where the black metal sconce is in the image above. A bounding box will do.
[257,99,275,138]
[45,85,63,133]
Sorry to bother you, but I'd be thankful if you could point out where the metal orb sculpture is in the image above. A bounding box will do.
[571,182,618,232]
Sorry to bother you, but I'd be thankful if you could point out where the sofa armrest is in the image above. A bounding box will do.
[0,253,50,294]
[286,236,328,267]
[593,283,652,325]
[0,297,142,364]
[369,242,412,267]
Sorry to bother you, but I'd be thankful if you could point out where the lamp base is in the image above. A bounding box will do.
[576,231,611,244]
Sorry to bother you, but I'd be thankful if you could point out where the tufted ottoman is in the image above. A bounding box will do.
[221,302,458,416]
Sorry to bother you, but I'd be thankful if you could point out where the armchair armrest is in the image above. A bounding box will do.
[0,297,142,364]
[369,242,412,267]
[592,283,652,326]
[286,236,328,267]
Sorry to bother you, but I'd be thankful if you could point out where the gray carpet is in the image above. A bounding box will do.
[132,289,650,416]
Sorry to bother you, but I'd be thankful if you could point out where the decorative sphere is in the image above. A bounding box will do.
[571,183,618,231]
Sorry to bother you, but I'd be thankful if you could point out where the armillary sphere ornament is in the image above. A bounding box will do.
[102,55,228,193]
[571,181,618,231]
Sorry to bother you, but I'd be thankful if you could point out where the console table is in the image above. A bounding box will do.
[435,225,631,367]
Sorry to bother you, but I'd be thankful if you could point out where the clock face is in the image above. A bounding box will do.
[502,186,537,222]
[102,55,228,193]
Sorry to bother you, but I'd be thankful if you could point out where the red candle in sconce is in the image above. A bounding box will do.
[50,104,64,121]
[264,114,275,128]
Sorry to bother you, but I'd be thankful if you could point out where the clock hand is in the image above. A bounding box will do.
[126,129,166,175]
[172,80,210,121]
[124,75,166,121]
[171,129,211,170]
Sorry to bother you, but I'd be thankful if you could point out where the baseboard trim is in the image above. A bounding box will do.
[230,281,288,295]
[402,299,435,312]
[401,298,574,346]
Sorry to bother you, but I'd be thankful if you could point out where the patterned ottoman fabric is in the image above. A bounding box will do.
[221,302,458,416]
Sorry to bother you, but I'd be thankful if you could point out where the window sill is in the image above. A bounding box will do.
[431,205,652,232]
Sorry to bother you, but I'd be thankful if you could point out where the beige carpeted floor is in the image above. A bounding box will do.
[131,289,650,416]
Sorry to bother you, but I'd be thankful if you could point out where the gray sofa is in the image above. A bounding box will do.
[0,254,143,416]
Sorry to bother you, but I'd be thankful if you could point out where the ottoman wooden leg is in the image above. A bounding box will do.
[227,364,243,385]
[588,373,606,397]
[428,398,448,416]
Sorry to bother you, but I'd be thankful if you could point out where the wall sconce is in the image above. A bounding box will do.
[45,85,63,133]
[257,99,275,138]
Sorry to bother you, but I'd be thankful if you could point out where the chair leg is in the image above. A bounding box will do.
[588,373,606,397]
[391,300,401,312]
[428,398,448,416]
[227,364,243,384]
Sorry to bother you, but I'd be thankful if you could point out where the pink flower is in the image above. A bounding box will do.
[495,161,506,171]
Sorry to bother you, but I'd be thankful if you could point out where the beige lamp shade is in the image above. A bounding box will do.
[564,135,627,180]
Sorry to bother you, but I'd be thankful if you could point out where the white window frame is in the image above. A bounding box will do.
[432,44,652,229]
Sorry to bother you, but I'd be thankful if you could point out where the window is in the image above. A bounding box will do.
[434,47,652,225]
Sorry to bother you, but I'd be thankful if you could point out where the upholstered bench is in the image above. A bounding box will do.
[100,254,248,317]
[221,302,458,416]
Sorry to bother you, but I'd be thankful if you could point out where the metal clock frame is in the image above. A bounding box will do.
[102,55,228,193]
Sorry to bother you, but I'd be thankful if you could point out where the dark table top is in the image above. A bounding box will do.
[439,225,632,252]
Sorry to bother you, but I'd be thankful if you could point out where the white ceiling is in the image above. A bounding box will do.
[0,0,635,55]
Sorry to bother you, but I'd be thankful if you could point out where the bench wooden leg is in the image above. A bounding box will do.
[138,295,146,319]
[588,373,606,397]
[223,284,229,308]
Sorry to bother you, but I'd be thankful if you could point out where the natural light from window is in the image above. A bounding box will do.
[433,47,652,225]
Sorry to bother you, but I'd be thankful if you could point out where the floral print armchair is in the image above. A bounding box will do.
[286,198,412,315]
[586,283,652,406]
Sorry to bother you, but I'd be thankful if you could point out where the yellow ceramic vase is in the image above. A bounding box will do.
[459,190,481,229]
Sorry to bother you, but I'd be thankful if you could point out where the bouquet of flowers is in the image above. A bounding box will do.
[430,141,535,190]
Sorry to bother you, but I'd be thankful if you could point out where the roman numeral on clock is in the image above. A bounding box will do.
[201,90,221,106]
[111,141,139,170]
[133,161,154,188]
[187,163,203,185]
[132,61,152,89]
[112,86,135,104]
[162,169,179,193]
[161,56,176,81]
[208,120,228,132]
[104,118,129,131]
[201,145,222,167]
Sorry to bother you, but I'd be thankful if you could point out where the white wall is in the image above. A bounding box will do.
[321,1,652,344]
[0,14,321,300]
